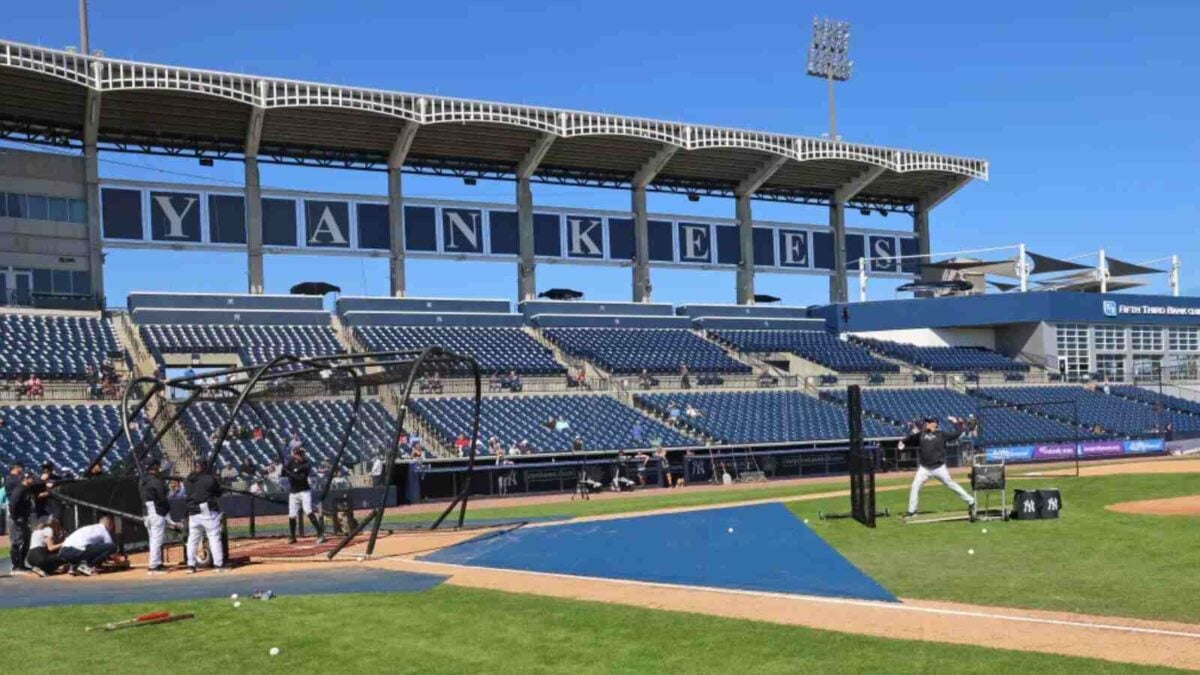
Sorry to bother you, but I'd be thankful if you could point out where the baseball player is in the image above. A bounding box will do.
[899,417,977,519]
[282,446,325,544]
[184,458,226,573]
[139,460,177,575]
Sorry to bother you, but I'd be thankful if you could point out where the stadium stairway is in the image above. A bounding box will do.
[525,326,609,388]
[695,328,791,383]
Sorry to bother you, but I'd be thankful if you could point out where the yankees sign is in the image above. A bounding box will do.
[99,180,918,277]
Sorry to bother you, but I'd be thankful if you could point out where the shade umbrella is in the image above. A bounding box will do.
[538,288,584,301]
[290,281,342,296]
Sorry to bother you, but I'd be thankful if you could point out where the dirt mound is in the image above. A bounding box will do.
[1107,495,1200,516]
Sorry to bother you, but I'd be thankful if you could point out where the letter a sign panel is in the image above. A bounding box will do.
[305,200,351,248]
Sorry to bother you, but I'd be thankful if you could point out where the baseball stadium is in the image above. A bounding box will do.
[2,4,1200,673]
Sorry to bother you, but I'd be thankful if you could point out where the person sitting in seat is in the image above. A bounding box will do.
[667,402,682,426]
[639,369,658,390]
[505,370,523,393]
[453,433,470,457]
[59,516,118,576]
[26,515,66,577]
[489,373,504,392]
[757,370,778,388]
[685,404,703,419]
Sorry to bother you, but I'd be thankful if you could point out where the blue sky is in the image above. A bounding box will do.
[5,0,1199,305]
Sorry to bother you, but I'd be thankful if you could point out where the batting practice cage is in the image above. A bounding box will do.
[975,398,1083,477]
[50,347,486,563]
[819,385,882,528]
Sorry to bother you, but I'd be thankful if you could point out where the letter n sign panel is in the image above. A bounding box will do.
[442,208,484,254]
[149,191,202,242]
[304,200,351,248]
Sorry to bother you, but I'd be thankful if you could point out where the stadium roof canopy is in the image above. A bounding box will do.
[0,39,987,212]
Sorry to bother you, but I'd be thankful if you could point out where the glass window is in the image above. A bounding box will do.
[72,271,91,296]
[26,195,48,221]
[1055,323,1090,379]
[70,198,88,224]
[1168,327,1199,352]
[32,268,52,293]
[1095,353,1126,382]
[6,193,26,218]
[48,197,68,222]
[51,269,73,294]
[0,192,7,217]
[1132,355,1163,381]
[1093,325,1126,351]
[1131,325,1164,351]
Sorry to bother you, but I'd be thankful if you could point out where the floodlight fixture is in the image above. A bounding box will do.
[807,17,853,139]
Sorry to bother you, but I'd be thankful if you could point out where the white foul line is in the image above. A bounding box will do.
[410,559,1200,641]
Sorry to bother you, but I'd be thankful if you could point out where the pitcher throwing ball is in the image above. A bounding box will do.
[899,417,976,520]
[283,447,325,544]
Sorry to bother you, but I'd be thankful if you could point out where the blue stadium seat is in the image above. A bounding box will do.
[0,313,120,379]
[634,391,900,444]
[181,399,395,468]
[355,325,564,375]
[856,337,1028,373]
[971,386,1200,435]
[1112,385,1200,417]
[139,323,342,365]
[543,328,749,375]
[409,394,693,453]
[0,404,146,474]
[710,329,898,374]
[822,387,1091,446]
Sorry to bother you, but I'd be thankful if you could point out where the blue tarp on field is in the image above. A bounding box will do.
[423,502,895,602]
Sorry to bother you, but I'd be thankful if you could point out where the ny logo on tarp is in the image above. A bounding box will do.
[1045,497,1059,511]
[1022,500,1036,513]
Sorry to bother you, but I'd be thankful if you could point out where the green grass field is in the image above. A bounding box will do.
[0,587,1183,674]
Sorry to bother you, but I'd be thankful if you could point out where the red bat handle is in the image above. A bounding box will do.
[137,611,171,622]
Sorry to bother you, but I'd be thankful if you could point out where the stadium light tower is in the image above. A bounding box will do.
[806,17,853,140]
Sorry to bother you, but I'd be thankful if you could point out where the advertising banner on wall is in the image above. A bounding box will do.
[985,438,1165,463]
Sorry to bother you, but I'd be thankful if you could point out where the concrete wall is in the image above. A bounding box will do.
[128,292,323,312]
[337,296,511,316]
[0,148,89,272]
[519,300,675,318]
[341,311,523,327]
[131,308,332,326]
[849,327,997,350]
[995,322,1053,366]
[675,304,812,320]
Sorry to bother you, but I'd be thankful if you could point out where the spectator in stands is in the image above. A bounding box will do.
[508,440,522,457]
[638,369,659,390]
[679,364,691,390]
[630,420,645,448]
[219,463,238,483]
[505,370,523,393]
[757,369,778,388]
[1092,423,1106,435]
[409,443,425,461]
[370,454,386,487]
[454,433,470,457]
[25,515,65,577]
[168,479,186,500]
[489,372,504,392]
[554,416,571,433]
[59,516,119,576]
[667,402,682,426]
[572,435,584,453]
[287,431,303,453]
[24,374,44,399]
[685,404,703,419]
[567,367,586,389]
[542,415,556,431]
[486,437,502,456]
[430,372,444,394]
[0,414,5,429]
[965,415,980,438]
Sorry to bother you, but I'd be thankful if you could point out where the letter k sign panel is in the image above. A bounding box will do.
[565,215,605,259]
[149,191,202,242]
[304,200,351,248]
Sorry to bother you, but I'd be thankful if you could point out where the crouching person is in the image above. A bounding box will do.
[26,515,65,577]
[59,515,117,576]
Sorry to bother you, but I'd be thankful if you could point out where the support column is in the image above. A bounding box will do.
[913,205,931,260]
[735,194,755,304]
[829,200,847,303]
[83,82,105,307]
[387,167,405,296]
[386,124,418,298]
[244,157,264,294]
[244,102,266,295]
[517,178,536,302]
[632,186,651,302]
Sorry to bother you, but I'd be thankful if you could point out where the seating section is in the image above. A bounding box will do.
[0,404,146,474]
[635,391,900,444]
[139,324,342,365]
[856,338,1028,372]
[1112,385,1200,417]
[355,326,564,375]
[0,313,120,379]
[409,394,693,453]
[822,387,1089,446]
[710,329,898,374]
[543,328,749,375]
[973,386,1200,435]
[181,399,395,468]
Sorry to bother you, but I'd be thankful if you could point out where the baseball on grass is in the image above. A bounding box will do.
[233,601,241,608]
[982,528,989,534]
[968,548,975,556]
[269,647,280,656]
[230,593,238,600]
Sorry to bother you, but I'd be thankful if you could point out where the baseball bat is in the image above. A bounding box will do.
[107,613,195,631]
[85,611,170,632]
